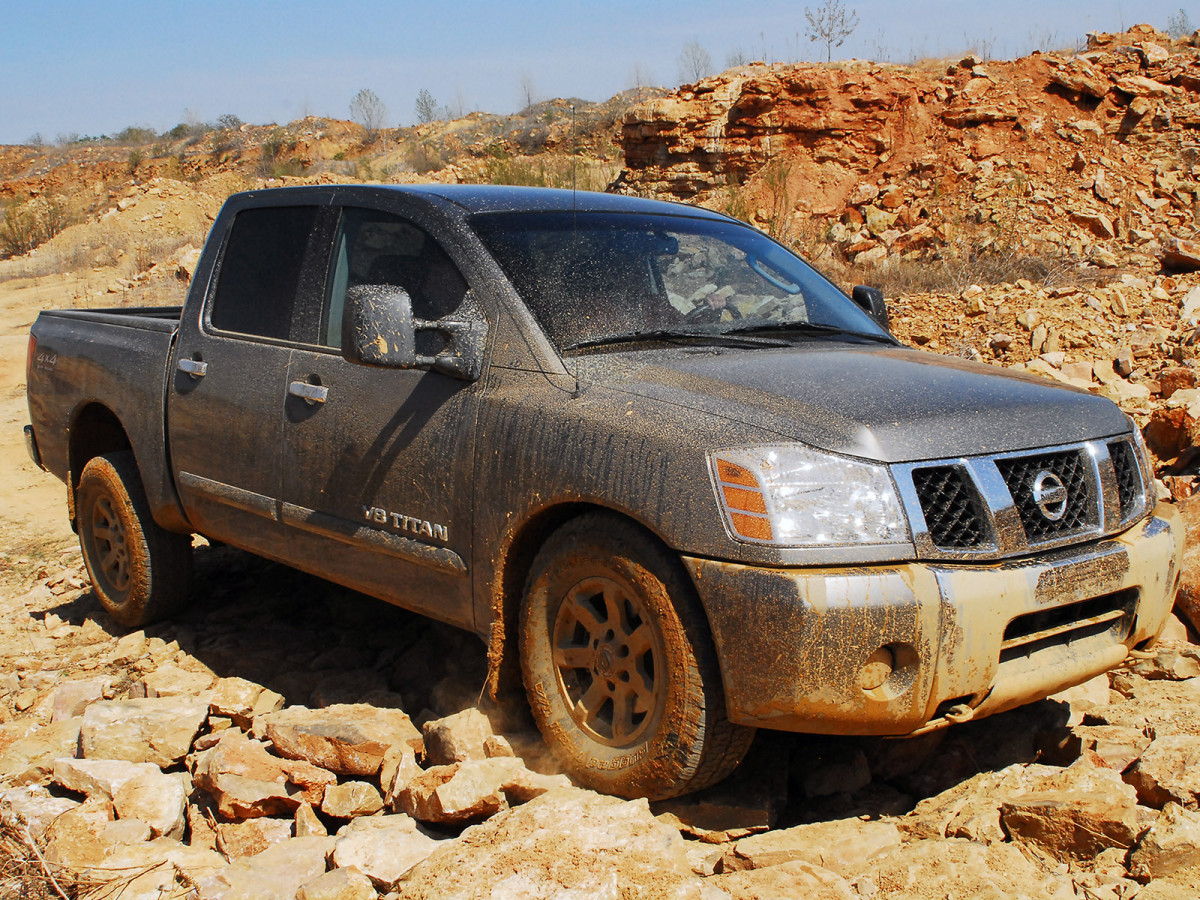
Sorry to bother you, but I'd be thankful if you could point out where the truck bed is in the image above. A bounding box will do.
[26,305,186,531]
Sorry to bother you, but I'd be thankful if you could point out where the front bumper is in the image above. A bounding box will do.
[684,504,1183,735]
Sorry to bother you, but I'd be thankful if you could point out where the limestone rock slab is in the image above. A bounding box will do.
[258,704,421,776]
[328,814,444,889]
[80,698,208,766]
[196,835,335,900]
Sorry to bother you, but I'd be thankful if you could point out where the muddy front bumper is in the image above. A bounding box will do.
[684,505,1183,735]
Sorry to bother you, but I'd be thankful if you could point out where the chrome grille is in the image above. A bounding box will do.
[911,465,988,549]
[1108,440,1142,521]
[996,449,1094,541]
[894,435,1153,561]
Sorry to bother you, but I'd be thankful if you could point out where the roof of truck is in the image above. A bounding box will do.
[226,183,735,221]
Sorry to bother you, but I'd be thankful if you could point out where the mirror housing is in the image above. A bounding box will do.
[343,285,418,368]
[342,284,486,381]
[851,285,890,332]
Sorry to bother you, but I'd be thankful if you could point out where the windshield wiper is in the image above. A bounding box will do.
[563,328,792,352]
[720,321,897,345]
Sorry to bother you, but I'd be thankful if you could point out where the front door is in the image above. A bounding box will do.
[277,207,481,629]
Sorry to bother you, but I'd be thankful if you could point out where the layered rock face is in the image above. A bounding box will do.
[617,25,1200,276]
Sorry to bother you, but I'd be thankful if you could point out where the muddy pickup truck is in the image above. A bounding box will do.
[24,184,1184,799]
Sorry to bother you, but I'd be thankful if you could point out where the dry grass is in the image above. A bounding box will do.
[0,817,73,900]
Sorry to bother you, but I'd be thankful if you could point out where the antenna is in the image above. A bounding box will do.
[570,103,577,209]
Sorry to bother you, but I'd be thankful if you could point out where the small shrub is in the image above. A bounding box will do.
[114,125,157,145]
[0,195,74,259]
[407,142,446,175]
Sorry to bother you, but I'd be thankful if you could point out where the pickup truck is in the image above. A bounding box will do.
[24,184,1184,800]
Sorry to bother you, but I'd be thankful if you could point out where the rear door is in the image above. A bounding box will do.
[278,206,481,629]
[167,203,333,562]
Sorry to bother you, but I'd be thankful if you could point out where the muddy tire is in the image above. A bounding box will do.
[76,451,191,627]
[520,513,754,800]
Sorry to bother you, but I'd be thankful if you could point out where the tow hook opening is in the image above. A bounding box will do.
[858,642,918,700]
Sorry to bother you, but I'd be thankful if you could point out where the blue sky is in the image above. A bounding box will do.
[0,1,1192,144]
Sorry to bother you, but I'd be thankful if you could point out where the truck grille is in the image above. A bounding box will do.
[898,436,1152,560]
[911,466,988,548]
[1108,440,1144,522]
[995,449,1094,541]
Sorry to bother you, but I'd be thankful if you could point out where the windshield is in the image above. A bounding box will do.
[471,210,888,351]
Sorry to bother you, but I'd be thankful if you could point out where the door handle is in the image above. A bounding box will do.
[177,358,208,378]
[288,380,329,404]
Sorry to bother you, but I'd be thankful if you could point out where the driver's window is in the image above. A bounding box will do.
[321,208,468,349]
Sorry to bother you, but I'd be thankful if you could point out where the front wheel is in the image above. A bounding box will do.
[76,451,192,627]
[520,514,754,799]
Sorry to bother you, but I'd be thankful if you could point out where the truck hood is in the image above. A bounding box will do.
[577,343,1130,463]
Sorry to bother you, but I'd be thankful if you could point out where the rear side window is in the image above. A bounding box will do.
[210,206,321,340]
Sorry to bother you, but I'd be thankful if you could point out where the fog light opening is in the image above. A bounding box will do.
[859,642,918,700]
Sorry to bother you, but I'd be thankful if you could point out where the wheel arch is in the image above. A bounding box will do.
[67,403,134,527]
[485,501,710,699]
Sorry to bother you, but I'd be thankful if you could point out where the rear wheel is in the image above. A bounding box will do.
[520,513,754,799]
[77,452,191,627]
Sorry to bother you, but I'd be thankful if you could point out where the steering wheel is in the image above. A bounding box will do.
[747,254,800,294]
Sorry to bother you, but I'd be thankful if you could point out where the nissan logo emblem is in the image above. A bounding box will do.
[1032,471,1068,521]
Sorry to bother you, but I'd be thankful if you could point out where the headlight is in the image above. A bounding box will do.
[709,445,910,548]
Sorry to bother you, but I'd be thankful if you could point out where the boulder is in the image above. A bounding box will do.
[193,729,336,819]
[1125,734,1200,808]
[210,676,285,727]
[77,838,226,900]
[295,800,328,837]
[43,798,114,871]
[398,787,697,899]
[80,698,208,767]
[52,757,164,800]
[297,867,379,900]
[321,780,384,818]
[855,838,1073,898]
[1073,725,1153,772]
[49,678,107,722]
[113,771,188,840]
[1129,802,1200,880]
[397,757,570,825]
[380,742,423,805]
[328,814,444,889]
[0,784,80,839]
[217,817,295,859]
[257,704,421,776]
[1000,789,1142,860]
[710,859,856,899]
[422,708,494,765]
[720,818,902,876]
[142,661,216,698]
[0,717,82,785]
[196,835,334,900]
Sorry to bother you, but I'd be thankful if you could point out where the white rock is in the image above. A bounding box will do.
[81,698,208,766]
[328,814,443,889]
[196,835,335,900]
[113,770,188,840]
[53,757,164,800]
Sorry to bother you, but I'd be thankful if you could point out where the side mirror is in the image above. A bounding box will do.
[343,285,418,367]
[342,284,487,381]
[851,285,890,332]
